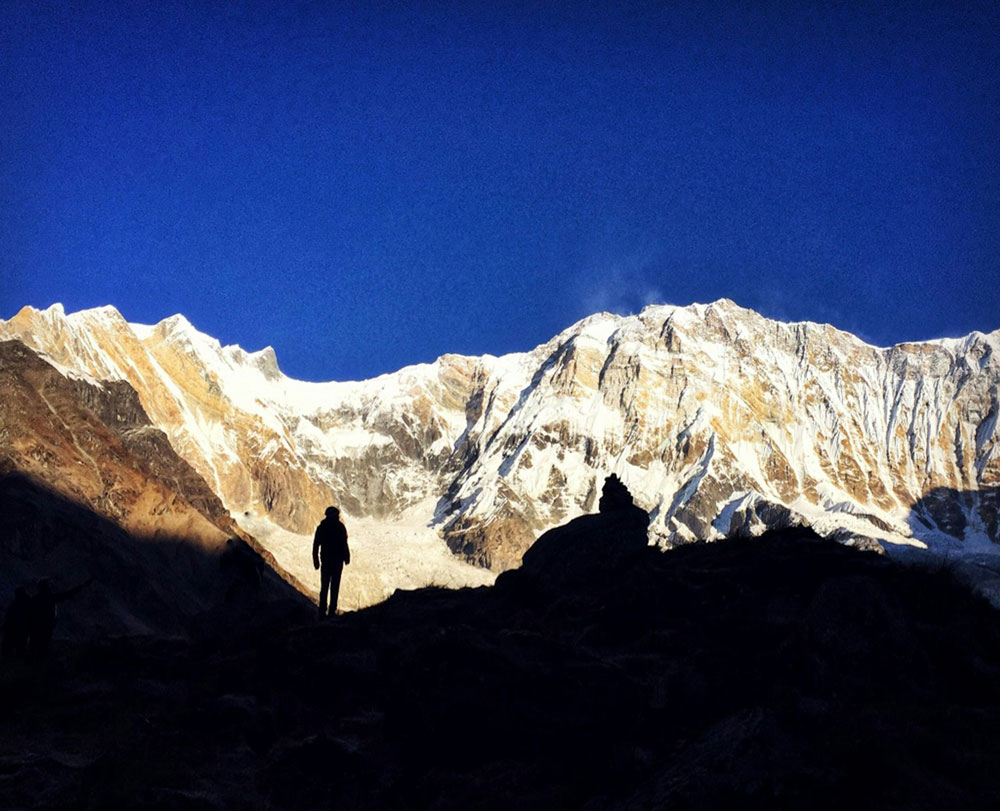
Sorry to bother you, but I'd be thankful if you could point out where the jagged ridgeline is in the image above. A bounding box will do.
[1,299,997,587]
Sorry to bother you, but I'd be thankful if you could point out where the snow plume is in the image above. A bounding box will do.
[572,228,667,317]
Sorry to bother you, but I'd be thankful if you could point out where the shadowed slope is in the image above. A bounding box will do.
[0,338,312,600]
[910,485,1000,546]
[0,339,237,545]
[0,473,310,639]
[3,515,999,809]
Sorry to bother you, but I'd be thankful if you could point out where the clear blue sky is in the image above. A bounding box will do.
[2,1,998,381]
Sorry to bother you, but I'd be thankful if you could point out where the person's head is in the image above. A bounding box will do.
[325,506,340,520]
[14,586,27,601]
[37,578,51,594]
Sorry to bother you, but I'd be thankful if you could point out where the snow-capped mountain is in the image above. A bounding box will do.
[2,299,997,581]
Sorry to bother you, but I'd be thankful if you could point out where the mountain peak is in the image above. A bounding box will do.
[151,313,222,355]
[68,304,128,328]
[248,345,281,380]
[11,302,66,324]
[1,298,997,585]
[157,313,196,334]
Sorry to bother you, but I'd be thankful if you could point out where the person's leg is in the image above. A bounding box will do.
[329,565,343,615]
[318,569,330,617]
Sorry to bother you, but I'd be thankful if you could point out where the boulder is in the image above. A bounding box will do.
[520,475,649,588]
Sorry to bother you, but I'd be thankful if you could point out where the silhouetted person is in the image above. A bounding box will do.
[2,587,31,660]
[313,506,350,618]
[27,578,91,661]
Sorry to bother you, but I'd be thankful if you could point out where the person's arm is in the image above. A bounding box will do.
[312,528,321,570]
[343,526,350,565]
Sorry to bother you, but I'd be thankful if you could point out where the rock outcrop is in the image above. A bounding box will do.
[519,474,649,586]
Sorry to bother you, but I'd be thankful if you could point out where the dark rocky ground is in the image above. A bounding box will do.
[3,515,1000,809]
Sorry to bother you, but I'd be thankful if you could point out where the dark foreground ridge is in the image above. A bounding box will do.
[3,490,1000,809]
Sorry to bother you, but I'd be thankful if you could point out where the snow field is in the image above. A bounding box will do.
[236,504,495,612]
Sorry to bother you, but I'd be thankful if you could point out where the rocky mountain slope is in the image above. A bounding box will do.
[2,300,997,577]
[0,472,307,639]
[0,337,313,632]
[3,503,999,809]
[0,339,236,547]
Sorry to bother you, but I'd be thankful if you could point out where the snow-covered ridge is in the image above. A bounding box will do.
[15,298,996,387]
[1,302,505,606]
[2,299,998,584]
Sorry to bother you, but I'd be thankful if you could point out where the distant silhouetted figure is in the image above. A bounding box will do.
[27,578,91,661]
[2,587,31,660]
[313,506,350,618]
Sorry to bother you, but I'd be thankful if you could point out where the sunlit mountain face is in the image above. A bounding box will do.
[3,299,997,607]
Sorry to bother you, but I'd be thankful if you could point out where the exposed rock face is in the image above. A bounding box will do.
[2,299,997,575]
[0,305,469,536]
[0,339,235,546]
[440,302,1000,567]
[443,512,536,572]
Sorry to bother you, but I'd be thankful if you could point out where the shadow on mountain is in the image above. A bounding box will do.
[909,485,999,545]
[0,472,312,642]
[4,478,1000,809]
